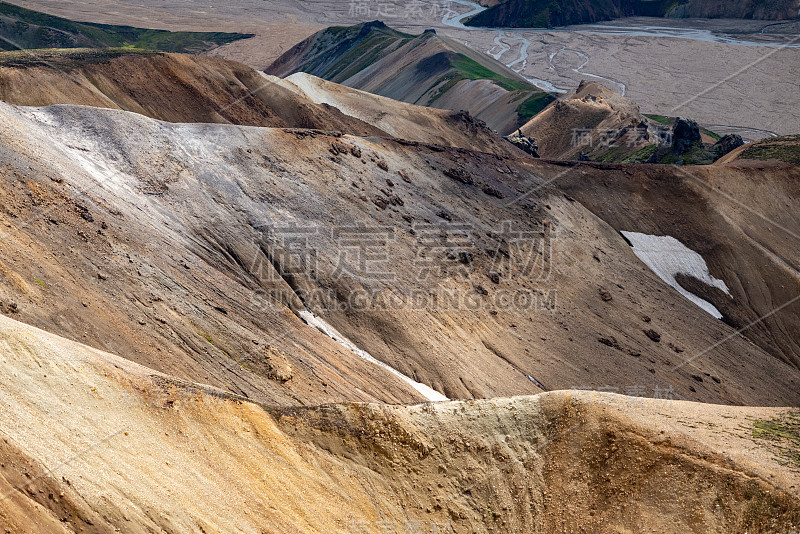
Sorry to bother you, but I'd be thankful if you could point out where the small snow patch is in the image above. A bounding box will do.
[621,231,730,319]
[298,310,448,402]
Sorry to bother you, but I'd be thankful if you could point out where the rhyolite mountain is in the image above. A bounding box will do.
[265,21,555,134]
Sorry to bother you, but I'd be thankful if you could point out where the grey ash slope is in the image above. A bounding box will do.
[1,98,800,408]
[265,21,555,135]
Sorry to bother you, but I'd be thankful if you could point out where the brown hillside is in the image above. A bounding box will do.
[0,312,798,533]
[0,49,386,135]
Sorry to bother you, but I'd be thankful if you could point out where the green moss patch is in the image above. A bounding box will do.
[0,1,252,53]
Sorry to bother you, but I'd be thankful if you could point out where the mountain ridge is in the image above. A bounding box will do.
[265,21,555,135]
[467,0,800,28]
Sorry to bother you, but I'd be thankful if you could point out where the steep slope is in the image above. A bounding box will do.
[0,0,251,52]
[0,312,798,533]
[1,101,800,407]
[0,49,388,135]
[263,71,522,157]
[669,0,800,20]
[265,21,555,135]
[466,0,799,28]
[0,49,528,156]
[557,159,800,370]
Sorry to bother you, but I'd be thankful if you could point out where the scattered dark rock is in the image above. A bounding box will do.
[689,385,696,392]
[599,287,613,302]
[389,195,404,206]
[668,342,684,353]
[444,167,474,185]
[475,285,488,295]
[0,301,18,314]
[458,252,473,264]
[374,196,388,210]
[329,141,349,156]
[578,152,591,161]
[711,376,721,384]
[642,315,652,323]
[349,145,362,158]
[598,336,621,349]
[377,160,389,171]
[386,179,394,187]
[436,210,452,221]
[482,184,504,198]
[397,169,412,183]
[691,374,703,382]
[643,329,661,342]
[488,272,501,284]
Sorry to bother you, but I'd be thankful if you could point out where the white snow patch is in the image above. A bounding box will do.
[621,231,730,319]
[298,310,448,402]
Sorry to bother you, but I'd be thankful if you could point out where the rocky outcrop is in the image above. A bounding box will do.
[712,133,745,158]
[671,117,702,155]
[505,129,540,157]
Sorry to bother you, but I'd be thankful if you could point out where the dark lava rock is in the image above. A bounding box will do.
[671,118,702,155]
[444,167,474,185]
[643,329,661,342]
[712,134,745,159]
[436,210,452,221]
[482,184,504,198]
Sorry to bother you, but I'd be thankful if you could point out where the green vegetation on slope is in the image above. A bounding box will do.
[425,53,556,124]
[741,135,800,164]
[0,1,252,53]
[0,47,159,67]
[299,22,414,82]
[267,22,556,134]
[752,411,800,468]
[450,53,532,92]
[515,92,556,125]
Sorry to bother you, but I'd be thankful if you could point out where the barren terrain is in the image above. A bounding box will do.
[11,1,800,138]
[0,312,798,533]
[0,3,797,530]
